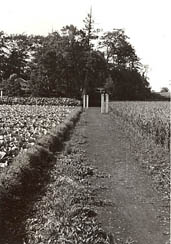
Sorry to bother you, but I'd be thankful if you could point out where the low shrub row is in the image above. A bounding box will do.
[0,107,82,240]
[0,109,114,243]
[25,132,113,244]
[0,104,75,167]
[0,96,81,106]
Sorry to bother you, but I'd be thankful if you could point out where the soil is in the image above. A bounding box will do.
[79,107,169,244]
[1,106,169,244]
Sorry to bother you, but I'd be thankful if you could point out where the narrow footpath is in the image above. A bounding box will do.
[81,107,169,244]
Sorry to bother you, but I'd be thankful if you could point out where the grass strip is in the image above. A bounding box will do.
[24,119,114,244]
[0,107,82,243]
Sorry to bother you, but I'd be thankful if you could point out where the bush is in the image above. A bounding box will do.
[0,107,82,207]
[0,96,81,106]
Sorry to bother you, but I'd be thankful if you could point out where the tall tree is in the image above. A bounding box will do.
[3,47,28,79]
[81,9,100,94]
[1,34,33,80]
[0,31,7,82]
[30,31,69,97]
[110,69,151,100]
[99,29,140,70]
[0,14,153,100]
[99,29,150,100]
[4,73,22,96]
[61,25,85,97]
[61,23,106,97]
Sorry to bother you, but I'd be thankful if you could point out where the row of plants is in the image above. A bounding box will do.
[0,108,114,244]
[0,104,76,168]
[24,115,113,244]
[0,107,82,243]
[110,101,170,149]
[24,138,113,244]
[0,96,81,106]
[109,102,170,200]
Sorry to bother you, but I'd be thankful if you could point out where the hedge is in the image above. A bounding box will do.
[0,106,82,233]
[0,96,81,106]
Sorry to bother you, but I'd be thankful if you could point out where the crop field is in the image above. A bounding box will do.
[110,101,170,149]
[0,104,75,168]
[109,101,170,199]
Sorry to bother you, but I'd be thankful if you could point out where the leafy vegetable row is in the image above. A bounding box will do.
[0,97,81,106]
[0,105,75,167]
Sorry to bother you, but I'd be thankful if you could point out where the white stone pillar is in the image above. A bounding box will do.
[0,90,2,99]
[86,95,89,108]
[83,94,86,109]
[101,93,105,113]
[105,93,109,113]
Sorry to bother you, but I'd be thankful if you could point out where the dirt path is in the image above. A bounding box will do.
[81,108,169,244]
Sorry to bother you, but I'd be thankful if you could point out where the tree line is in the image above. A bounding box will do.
[0,12,152,100]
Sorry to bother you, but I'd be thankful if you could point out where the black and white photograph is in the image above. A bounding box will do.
[0,0,170,243]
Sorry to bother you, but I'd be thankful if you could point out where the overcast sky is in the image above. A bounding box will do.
[0,0,170,91]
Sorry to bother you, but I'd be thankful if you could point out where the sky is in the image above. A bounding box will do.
[0,0,171,92]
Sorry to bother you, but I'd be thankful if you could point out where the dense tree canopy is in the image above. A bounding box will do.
[99,29,140,70]
[0,12,152,100]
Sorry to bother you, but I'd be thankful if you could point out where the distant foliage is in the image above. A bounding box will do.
[4,74,22,96]
[0,13,152,100]
[160,87,169,93]
[0,96,80,106]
